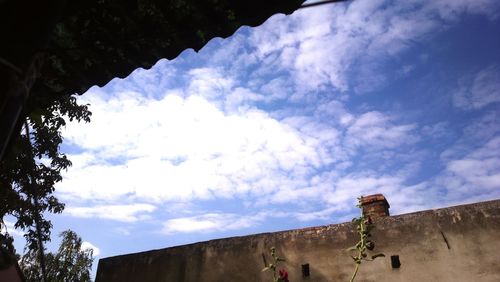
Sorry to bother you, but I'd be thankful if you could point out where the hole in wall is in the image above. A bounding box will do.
[391,255,401,269]
[301,263,310,277]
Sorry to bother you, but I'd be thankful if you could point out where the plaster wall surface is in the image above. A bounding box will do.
[96,199,500,282]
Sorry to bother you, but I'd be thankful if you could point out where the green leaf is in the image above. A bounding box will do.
[371,254,385,259]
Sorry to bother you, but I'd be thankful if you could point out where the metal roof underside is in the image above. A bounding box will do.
[3,0,305,98]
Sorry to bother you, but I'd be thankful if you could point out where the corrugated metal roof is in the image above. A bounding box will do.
[4,0,304,97]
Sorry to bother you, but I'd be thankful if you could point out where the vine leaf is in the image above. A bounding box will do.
[371,254,385,259]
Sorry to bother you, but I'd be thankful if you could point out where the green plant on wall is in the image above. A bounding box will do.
[262,247,289,282]
[347,196,385,282]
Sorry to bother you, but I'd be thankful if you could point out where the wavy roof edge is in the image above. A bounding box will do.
[86,10,302,92]
[42,0,306,96]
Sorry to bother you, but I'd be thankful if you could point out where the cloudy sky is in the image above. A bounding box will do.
[6,0,500,276]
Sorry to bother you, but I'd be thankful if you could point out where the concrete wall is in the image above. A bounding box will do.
[96,199,500,282]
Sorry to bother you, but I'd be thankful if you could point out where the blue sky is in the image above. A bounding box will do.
[5,0,500,277]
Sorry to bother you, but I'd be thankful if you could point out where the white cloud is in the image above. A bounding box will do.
[259,78,293,102]
[248,0,499,94]
[64,204,156,222]
[324,174,403,206]
[429,0,500,21]
[438,136,500,201]
[59,82,424,223]
[60,90,333,204]
[345,111,418,149]
[161,213,263,234]
[421,122,449,138]
[315,100,354,126]
[187,67,234,102]
[113,227,131,236]
[440,112,500,162]
[81,241,100,257]
[294,206,345,222]
[1,220,25,237]
[453,65,500,110]
[428,110,500,207]
[282,168,442,219]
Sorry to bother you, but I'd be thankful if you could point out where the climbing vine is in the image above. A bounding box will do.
[262,247,289,282]
[347,196,385,282]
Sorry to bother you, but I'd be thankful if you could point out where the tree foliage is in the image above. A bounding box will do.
[0,94,91,253]
[20,230,93,282]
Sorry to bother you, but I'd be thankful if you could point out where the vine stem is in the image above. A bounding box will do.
[350,262,360,282]
[349,199,366,282]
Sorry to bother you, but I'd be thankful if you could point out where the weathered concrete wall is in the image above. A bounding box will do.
[96,199,500,282]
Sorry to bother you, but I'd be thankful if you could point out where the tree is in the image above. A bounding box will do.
[20,229,94,282]
[0,94,91,279]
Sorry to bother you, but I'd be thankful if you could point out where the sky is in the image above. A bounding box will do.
[4,0,500,277]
